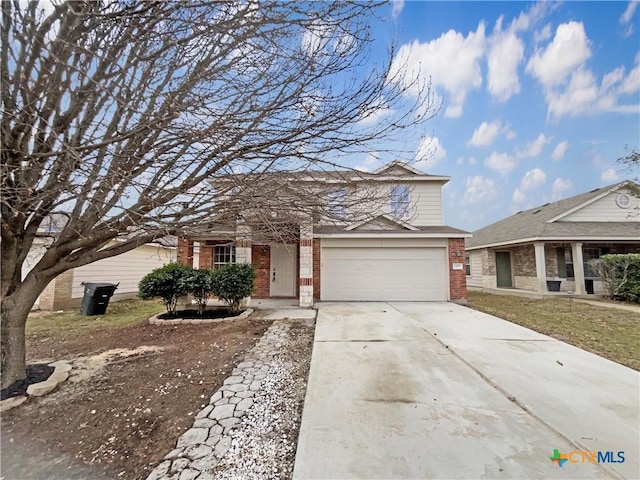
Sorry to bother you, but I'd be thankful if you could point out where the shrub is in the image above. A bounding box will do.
[139,263,193,314]
[589,254,640,303]
[211,263,255,314]
[180,268,214,315]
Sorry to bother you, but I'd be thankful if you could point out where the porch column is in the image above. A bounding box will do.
[571,242,585,295]
[299,224,313,307]
[534,242,547,292]
[235,224,252,264]
[177,236,194,267]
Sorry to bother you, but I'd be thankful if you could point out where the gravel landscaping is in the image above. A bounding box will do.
[147,317,315,480]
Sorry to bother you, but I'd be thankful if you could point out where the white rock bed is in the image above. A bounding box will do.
[147,317,314,480]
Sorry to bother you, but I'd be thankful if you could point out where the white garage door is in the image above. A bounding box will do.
[321,244,447,301]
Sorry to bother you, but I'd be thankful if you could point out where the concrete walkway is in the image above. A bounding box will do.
[293,302,639,480]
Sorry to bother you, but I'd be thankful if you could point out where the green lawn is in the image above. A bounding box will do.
[27,299,164,335]
[466,291,640,371]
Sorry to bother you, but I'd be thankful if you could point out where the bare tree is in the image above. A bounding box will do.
[1,1,436,388]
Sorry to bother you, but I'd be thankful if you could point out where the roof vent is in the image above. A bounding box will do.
[542,202,550,207]
[589,188,599,193]
[532,208,542,214]
[515,210,522,214]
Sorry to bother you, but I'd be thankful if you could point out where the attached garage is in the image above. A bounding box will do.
[320,238,448,301]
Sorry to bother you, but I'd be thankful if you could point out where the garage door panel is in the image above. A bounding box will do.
[321,246,447,301]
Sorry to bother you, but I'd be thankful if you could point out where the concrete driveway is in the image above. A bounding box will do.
[293,302,639,480]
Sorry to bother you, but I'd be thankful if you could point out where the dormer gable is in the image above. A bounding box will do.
[373,161,425,176]
[345,214,419,231]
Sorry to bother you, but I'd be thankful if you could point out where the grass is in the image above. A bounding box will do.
[466,291,640,371]
[27,299,165,335]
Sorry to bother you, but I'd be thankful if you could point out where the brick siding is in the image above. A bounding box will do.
[252,245,270,298]
[448,238,467,301]
[312,239,321,300]
[177,236,194,267]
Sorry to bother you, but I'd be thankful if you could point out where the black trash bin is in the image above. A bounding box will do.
[546,280,561,292]
[80,282,119,315]
[585,279,595,295]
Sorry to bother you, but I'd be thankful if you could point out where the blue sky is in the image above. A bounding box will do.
[349,1,640,231]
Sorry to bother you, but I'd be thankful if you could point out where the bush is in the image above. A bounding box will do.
[211,263,255,314]
[589,254,640,303]
[180,268,214,314]
[139,263,193,314]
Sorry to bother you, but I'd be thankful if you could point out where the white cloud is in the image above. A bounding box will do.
[519,168,546,191]
[545,68,599,118]
[513,168,546,204]
[484,151,515,175]
[620,1,639,36]
[534,23,552,44]
[516,133,550,159]
[551,177,573,200]
[526,21,592,88]
[391,0,404,20]
[551,141,569,160]
[461,176,497,205]
[511,1,560,32]
[468,120,514,147]
[620,55,640,94]
[456,157,465,165]
[512,187,527,204]
[487,18,524,102]
[621,1,639,23]
[527,22,639,118]
[468,120,501,147]
[415,136,447,170]
[391,23,486,118]
[601,169,620,182]
[354,152,381,172]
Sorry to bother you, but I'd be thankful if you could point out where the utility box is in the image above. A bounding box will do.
[80,282,119,315]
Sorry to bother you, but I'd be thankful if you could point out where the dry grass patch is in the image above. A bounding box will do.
[27,299,164,335]
[467,291,640,371]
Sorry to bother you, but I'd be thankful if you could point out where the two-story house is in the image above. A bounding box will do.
[177,161,470,306]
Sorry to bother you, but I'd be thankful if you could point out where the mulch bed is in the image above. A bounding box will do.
[156,308,242,320]
[1,363,55,401]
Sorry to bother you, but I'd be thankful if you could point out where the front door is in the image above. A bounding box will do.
[270,244,297,297]
[496,251,513,288]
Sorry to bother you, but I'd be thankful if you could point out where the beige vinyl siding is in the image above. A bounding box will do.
[342,181,444,226]
[409,182,444,225]
[467,250,483,288]
[71,244,174,298]
[562,189,639,222]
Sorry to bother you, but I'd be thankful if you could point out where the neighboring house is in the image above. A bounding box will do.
[466,181,640,296]
[24,238,175,310]
[178,161,470,307]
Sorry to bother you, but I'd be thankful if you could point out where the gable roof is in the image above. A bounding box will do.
[345,214,419,231]
[209,161,450,185]
[373,161,425,176]
[467,181,639,249]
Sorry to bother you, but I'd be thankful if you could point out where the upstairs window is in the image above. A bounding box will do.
[213,245,236,269]
[390,185,410,218]
[328,188,348,219]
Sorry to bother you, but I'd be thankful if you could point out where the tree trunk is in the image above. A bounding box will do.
[1,280,45,390]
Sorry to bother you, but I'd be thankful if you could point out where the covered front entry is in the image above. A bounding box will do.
[320,238,447,301]
[495,251,513,288]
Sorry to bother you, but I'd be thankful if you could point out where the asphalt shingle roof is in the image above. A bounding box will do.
[467,181,639,248]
